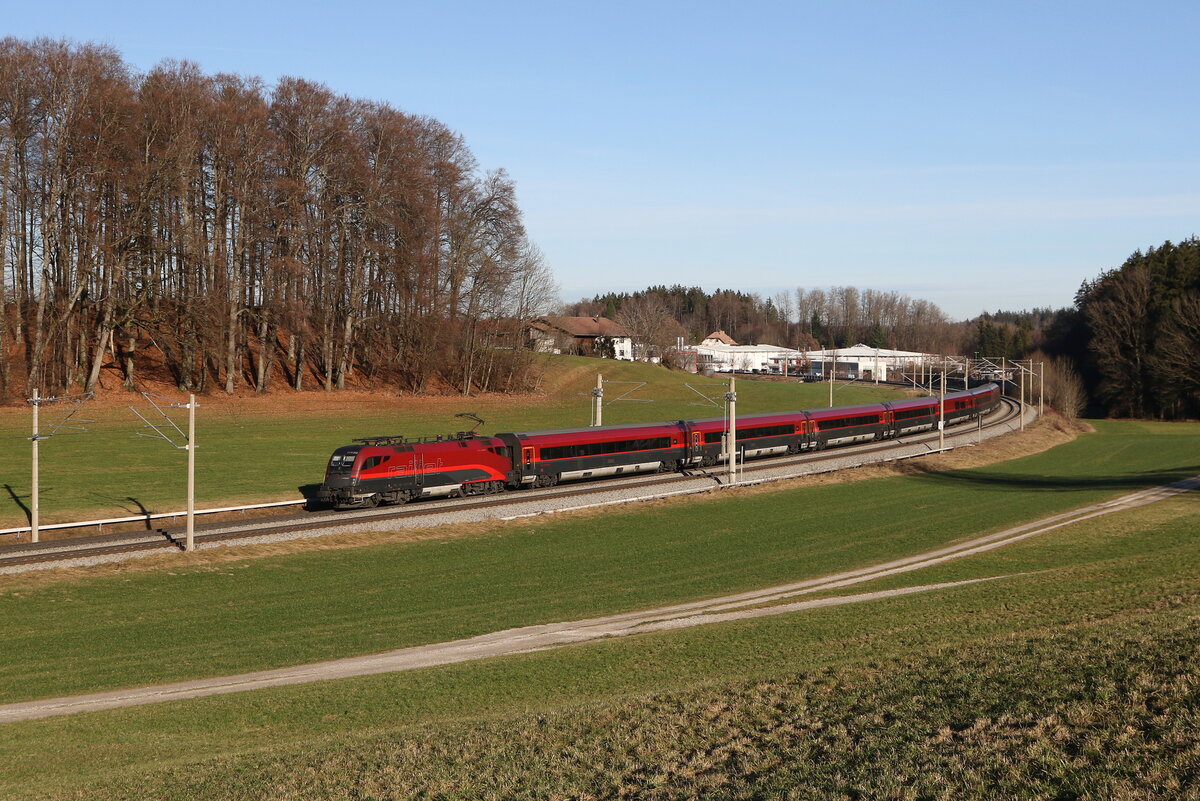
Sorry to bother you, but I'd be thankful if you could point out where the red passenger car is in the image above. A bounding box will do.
[496,421,688,487]
[685,411,809,466]
[806,404,887,448]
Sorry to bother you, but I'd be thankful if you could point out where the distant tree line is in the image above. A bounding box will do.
[571,285,963,356]
[0,38,557,402]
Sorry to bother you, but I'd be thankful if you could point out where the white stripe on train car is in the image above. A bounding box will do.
[417,485,462,498]
[559,462,663,481]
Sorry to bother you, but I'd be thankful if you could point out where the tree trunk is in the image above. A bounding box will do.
[254,315,274,393]
[292,335,304,391]
[336,313,354,390]
[122,328,137,389]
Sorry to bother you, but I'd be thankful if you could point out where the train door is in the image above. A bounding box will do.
[691,431,701,463]
[522,446,534,480]
[414,454,425,488]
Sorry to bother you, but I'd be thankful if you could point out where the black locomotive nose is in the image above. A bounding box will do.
[323,474,354,490]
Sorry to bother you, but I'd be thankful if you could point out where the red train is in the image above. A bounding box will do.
[318,383,1001,509]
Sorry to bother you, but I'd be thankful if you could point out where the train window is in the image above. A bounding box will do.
[542,436,672,460]
[737,424,794,441]
[703,424,797,443]
[894,408,934,420]
[817,414,879,431]
[361,456,382,470]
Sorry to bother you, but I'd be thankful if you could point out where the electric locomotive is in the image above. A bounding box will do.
[319,433,513,508]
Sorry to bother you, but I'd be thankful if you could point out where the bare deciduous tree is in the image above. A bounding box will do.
[0,38,554,400]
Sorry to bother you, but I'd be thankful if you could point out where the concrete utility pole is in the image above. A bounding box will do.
[828,352,836,407]
[30,389,39,543]
[939,367,946,451]
[592,373,603,427]
[186,393,196,552]
[26,390,92,543]
[727,376,738,482]
[977,396,983,444]
[1019,365,1026,432]
[1039,362,1045,417]
[129,392,198,552]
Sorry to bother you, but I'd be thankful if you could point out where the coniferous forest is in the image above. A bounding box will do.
[1051,238,1200,420]
[0,38,556,402]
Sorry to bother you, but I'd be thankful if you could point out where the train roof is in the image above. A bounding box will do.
[492,384,999,441]
[885,396,940,410]
[687,410,808,428]
[498,420,685,440]
[333,435,500,454]
[806,403,887,419]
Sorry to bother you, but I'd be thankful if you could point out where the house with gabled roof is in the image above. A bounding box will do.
[527,316,635,360]
[701,330,738,346]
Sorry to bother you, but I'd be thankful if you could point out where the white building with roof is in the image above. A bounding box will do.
[681,339,938,379]
[686,342,803,373]
[800,344,935,381]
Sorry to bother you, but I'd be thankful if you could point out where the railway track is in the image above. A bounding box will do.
[0,398,1026,572]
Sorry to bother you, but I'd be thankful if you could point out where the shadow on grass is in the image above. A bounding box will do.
[3,484,30,524]
[93,495,157,530]
[123,496,155,531]
[298,483,331,511]
[905,464,1200,494]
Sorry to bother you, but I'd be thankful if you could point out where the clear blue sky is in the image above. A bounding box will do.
[10,1,1199,318]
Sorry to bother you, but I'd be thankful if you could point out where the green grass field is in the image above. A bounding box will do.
[0,419,1197,798]
[0,356,905,528]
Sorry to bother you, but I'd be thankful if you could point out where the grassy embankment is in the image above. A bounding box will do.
[0,419,1197,798]
[0,356,903,529]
